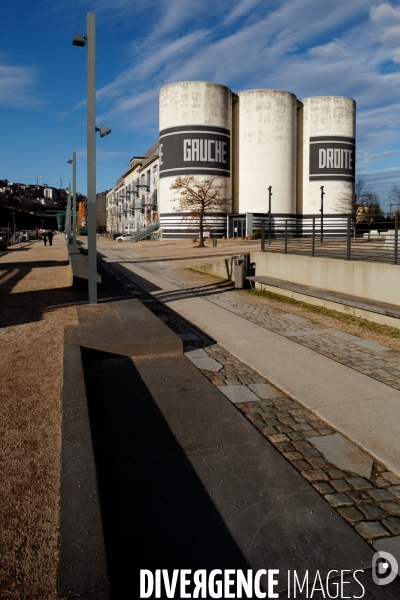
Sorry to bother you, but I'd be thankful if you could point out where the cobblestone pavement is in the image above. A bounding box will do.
[100,255,400,549]
[105,249,400,392]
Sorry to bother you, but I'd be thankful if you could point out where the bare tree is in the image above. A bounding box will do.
[389,184,400,217]
[170,175,230,247]
[336,174,380,221]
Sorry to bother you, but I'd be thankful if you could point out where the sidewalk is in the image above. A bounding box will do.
[0,235,78,599]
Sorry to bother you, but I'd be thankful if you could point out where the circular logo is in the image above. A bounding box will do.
[372,551,399,586]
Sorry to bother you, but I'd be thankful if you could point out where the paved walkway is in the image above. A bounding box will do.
[93,240,400,566]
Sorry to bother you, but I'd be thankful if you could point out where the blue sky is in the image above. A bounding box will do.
[1,0,400,211]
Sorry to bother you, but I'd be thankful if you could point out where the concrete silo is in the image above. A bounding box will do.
[298,96,356,216]
[159,81,232,239]
[234,89,298,237]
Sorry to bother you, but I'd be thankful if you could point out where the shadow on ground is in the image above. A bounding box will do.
[81,348,252,599]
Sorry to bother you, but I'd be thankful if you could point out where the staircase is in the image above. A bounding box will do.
[131,222,160,241]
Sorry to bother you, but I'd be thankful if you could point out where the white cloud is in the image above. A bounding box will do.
[222,0,265,25]
[380,24,400,45]
[370,2,400,23]
[0,61,42,107]
[308,41,350,60]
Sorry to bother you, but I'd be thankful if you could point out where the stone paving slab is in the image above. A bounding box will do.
[280,312,309,322]
[248,382,282,399]
[308,433,373,479]
[353,339,391,352]
[316,396,400,477]
[187,356,223,371]
[281,328,335,337]
[217,384,260,403]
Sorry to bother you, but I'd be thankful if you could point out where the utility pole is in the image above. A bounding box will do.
[389,196,393,219]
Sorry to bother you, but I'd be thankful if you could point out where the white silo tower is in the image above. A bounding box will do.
[235,89,298,236]
[298,96,356,217]
[159,81,232,239]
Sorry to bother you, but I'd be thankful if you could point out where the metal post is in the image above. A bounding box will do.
[312,217,315,257]
[320,186,324,244]
[268,186,272,245]
[261,220,265,251]
[347,216,351,260]
[87,12,97,304]
[66,183,71,241]
[394,214,398,265]
[72,151,77,252]
[284,220,288,254]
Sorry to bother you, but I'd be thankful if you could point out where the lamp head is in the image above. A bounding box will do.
[67,159,73,164]
[96,125,112,138]
[72,33,86,47]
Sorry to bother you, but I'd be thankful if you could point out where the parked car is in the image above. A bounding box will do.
[19,230,36,241]
[115,234,135,242]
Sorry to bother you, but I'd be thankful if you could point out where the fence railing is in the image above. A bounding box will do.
[260,215,399,265]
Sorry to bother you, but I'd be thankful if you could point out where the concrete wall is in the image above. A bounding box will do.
[250,252,400,306]
[193,255,238,281]
[193,251,400,306]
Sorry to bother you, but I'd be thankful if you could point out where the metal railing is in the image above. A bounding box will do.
[260,214,399,265]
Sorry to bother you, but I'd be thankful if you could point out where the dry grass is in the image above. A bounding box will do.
[0,238,78,599]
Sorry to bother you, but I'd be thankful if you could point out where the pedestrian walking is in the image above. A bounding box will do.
[43,231,47,246]
[47,231,53,246]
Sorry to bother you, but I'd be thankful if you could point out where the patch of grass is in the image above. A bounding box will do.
[241,288,400,340]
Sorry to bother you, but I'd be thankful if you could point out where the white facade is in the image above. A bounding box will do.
[106,148,159,235]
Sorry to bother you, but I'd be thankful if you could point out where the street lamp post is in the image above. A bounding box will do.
[73,13,111,304]
[320,185,325,244]
[68,153,77,252]
[66,183,72,240]
[268,185,272,245]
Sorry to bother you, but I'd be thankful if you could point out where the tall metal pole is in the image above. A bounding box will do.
[320,185,325,244]
[268,186,272,246]
[87,12,97,304]
[66,183,71,240]
[72,151,77,252]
